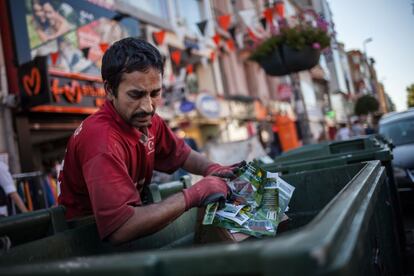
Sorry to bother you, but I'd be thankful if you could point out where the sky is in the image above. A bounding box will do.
[328,0,414,111]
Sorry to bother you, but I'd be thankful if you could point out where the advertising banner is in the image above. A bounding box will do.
[8,0,140,76]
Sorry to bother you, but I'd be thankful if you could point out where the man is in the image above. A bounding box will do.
[58,38,239,245]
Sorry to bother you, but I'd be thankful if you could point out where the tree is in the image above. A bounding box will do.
[354,94,379,116]
[407,84,414,108]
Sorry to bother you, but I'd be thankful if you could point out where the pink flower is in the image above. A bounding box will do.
[317,18,329,32]
[312,42,321,49]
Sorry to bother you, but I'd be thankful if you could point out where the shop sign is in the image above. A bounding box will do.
[18,56,51,108]
[196,93,220,119]
[49,70,106,108]
[18,56,106,111]
[10,0,141,113]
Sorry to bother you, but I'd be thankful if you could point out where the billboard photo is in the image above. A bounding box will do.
[9,0,140,76]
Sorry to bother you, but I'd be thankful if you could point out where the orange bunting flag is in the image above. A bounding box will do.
[99,43,109,53]
[186,64,194,74]
[50,51,59,65]
[153,30,166,45]
[218,14,231,30]
[210,51,216,62]
[171,50,181,66]
[263,8,273,23]
[226,39,235,52]
[275,1,285,18]
[212,33,221,46]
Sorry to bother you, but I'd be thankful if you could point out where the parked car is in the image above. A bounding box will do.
[379,108,414,206]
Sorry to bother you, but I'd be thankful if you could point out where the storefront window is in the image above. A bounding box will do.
[122,0,168,19]
[174,0,203,35]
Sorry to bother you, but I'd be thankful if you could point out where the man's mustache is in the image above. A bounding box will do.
[132,111,155,119]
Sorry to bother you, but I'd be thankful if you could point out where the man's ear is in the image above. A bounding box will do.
[104,81,114,101]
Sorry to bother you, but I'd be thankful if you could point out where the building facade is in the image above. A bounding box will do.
[0,0,378,176]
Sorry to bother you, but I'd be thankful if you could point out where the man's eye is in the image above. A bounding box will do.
[151,91,161,97]
[129,94,143,99]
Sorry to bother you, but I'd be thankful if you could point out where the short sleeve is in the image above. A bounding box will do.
[0,163,16,195]
[82,152,140,239]
[153,118,191,173]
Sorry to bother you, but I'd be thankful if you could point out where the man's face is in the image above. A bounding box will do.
[108,68,162,129]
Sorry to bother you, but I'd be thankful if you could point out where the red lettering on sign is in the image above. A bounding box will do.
[50,77,105,105]
[23,68,41,96]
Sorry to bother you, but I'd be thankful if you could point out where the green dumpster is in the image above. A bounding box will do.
[0,206,67,247]
[273,135,386,164]
[0,161,402,275]
[261,135,405,269]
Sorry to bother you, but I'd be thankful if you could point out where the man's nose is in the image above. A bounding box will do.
[140,96,154,113]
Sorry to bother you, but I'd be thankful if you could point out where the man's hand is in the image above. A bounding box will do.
[203,161,246,179]
[182,176,229,211]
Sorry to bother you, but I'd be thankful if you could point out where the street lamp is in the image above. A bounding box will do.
[363,37,373,57]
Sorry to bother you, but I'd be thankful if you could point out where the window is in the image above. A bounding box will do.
[122,0,168,18]
[174,0,203,35]
[380,118,414,146]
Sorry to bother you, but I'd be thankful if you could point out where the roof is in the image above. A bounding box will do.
[380,108,414,125]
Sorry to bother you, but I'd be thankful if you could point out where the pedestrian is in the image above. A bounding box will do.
[335,122,352,141]
[0,160,28,216]
[351,118,364,137]
[58,38,243,245]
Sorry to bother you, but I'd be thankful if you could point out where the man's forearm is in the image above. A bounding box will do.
[182,150,214,176]
[108,192,186,245]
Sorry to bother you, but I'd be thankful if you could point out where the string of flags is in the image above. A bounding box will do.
[48,1,329,74]
[49,42,110,66]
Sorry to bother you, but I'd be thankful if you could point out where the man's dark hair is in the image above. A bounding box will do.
[101,37,164,96]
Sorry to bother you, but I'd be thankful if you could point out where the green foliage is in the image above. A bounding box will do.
[249,26,330,62]
[354,95,379,116]
[249,36,282,62]
[284,26,330,50]
[406,84,414,108]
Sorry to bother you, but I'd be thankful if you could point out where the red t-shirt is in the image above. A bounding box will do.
[58,100,191,239]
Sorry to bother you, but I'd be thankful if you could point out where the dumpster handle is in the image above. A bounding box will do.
[0,236,11,253]
[372,238,385,274]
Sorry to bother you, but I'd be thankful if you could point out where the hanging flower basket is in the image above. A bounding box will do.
[249,18,330,77]
[282,45,321,73]
[257,47,289,76]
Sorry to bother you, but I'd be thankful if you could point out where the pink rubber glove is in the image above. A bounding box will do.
[203,161,246,179]
[182,176,229,211]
